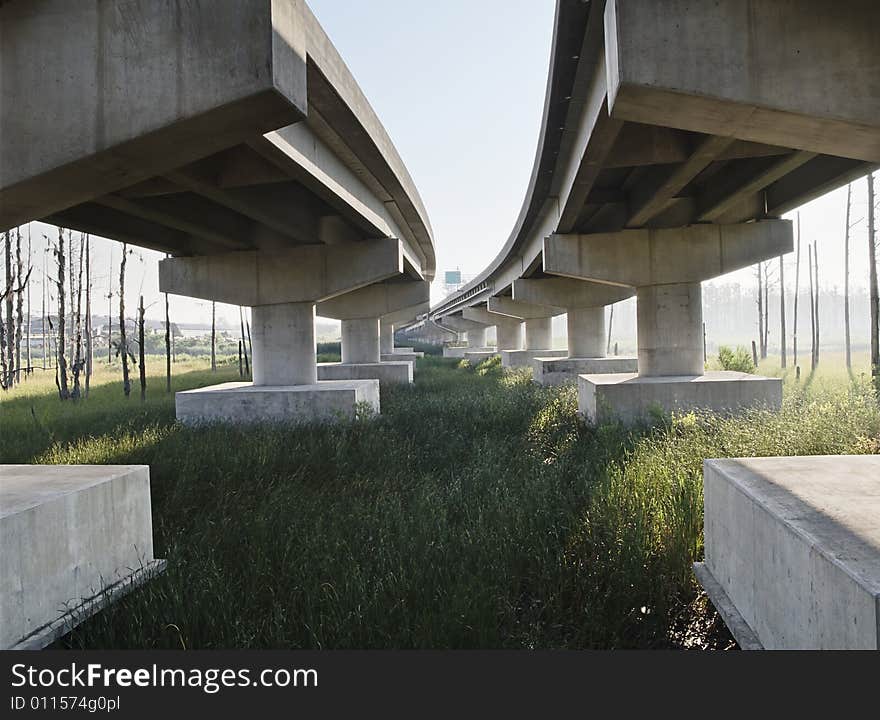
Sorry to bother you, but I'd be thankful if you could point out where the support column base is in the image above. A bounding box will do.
[176,380,380,425]
[443,346,472,358]
[532,356,638,386]
[1,465,165,650]
[578,371,782,424]
[500,349,566,368]
[463,350,498,364]
[381,352,422,362]
[317,361,413,385]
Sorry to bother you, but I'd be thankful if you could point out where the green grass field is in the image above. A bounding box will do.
[1,351,878,649]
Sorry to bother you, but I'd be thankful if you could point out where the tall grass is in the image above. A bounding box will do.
[1,355,877,649]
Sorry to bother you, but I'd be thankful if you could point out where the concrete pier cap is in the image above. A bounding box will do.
[513,277,637,384]
[486,296,563,368]
[544,220,793,421]
[160,239,409,423]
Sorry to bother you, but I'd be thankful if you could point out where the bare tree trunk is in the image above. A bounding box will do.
[71,233,84,400]
[119,243,131,397]
[238,340,244,378]
[211,301,217,372]
[25,227,32,377]
[762,262,770,359]
[55,227,70,400]
[41,247,47,371]
[757,262,765,361]
[779,254,786,369]
[85,234,92,396]
[15,227,24,383]
[793,212,801,368]
[844,183,852,371]
[868,172,879,387]
[165,256,171,393]
[813,242,820,368]
[2,230,11,388]
[139,295,146,402]
[807,245,816,370]
[246,309,253,362]
[239,306,249,376]
[108,248,113,364]
[606,304,614,356]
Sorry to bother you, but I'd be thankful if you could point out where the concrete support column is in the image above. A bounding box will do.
[341,317,381,364]
[637,282,704,376]
[467,327,487,347]
[524,317,552,350]
[380,321,394,355]
[252,302,317,386]
[567,306,605,358]
[496,320,522,351]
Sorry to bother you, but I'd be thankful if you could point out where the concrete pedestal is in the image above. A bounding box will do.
[1,465,166,650]
[381,352,421,363]
[501,349,566,369]
[532,356,638,386]
[578,371,782,424]
[317,361,412,384]
[176,380,380,424]
[443,346,469,358]
[696,455,880,650]
[463,350,498,364]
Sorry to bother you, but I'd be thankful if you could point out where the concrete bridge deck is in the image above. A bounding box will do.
[426,0,879,418]
[1,0,437,423]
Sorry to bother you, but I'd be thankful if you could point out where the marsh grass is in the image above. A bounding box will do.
[1,355,877,649]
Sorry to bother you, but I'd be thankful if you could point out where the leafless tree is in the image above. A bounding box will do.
[844,183,853,370]
[165,254,172,392]
[808,243,816,372]
[868,172,878,387]
[239,306,250,376]
[211,301,217,372]
[55,227,70,400]
[606,304,614,356]
[71,233,85,400]
[813,242,820,368]
[118,243,131,397]
[85,234,92,396]
[779,254,786,369]
[756,261,765,360]
[139,295,147,402]
[793,212,801,368]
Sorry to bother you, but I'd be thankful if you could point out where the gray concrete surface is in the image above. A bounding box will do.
[501,349,567,369]
[317,361,412,384]
[176,380,380,424]
[532,356,638,386]
[699,455,880,649]
[578,371,782,424]
[1,465,165,650]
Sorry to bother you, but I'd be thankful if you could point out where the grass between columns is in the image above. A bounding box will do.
[1,354,878,649]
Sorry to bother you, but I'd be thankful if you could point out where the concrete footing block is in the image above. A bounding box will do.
[578,371,782,424]
[500,349,567,369]
[381,352,421,362]
[698,455,880,649]
[443,346,489,358]
[175,380,380,424]
[317,361,413,384]
[1,465,166,650]
[532,356,638,386]
[463,350,498,364]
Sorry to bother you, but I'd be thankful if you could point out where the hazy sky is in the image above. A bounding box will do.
[14,1,877,328]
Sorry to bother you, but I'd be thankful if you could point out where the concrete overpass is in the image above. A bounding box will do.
[430,0,879,422]
[1,0,435,423]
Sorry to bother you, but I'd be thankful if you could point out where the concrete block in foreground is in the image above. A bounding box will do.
[500,349,567,369]
[697,455,880,650]
[463,350,498,364]
[381,352,421,363]
[176,380,380,424]
[532,356,638,386]
[1,465,166,650]
[442,346,470,358]
[317,361,413,385]
[578,371,781,424]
